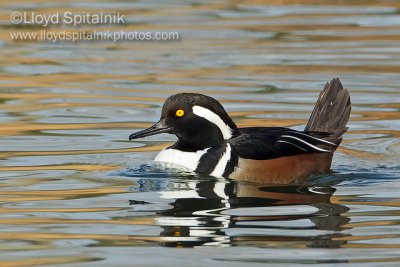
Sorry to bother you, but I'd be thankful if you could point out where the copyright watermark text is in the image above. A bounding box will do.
[10,30,180,43]
[8,10,181,43]
[10,11,125,27]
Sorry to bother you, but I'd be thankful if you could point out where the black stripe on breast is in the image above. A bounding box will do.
[223,145,238,178]
[195,143,227,175]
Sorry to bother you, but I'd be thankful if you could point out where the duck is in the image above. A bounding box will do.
[129,78,351,183]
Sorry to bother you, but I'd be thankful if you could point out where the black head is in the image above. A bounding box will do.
[129,93,239,150]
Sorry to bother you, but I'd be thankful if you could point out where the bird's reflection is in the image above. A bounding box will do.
[129,178,350,248]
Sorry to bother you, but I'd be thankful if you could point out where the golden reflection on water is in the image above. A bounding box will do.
[0,256,101,267]
[0,0,399,265]
[0,185,128,203]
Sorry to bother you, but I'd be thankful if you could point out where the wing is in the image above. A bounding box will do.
[229,127,338,160]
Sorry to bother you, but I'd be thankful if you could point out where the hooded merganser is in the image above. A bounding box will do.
[129,78,351,183]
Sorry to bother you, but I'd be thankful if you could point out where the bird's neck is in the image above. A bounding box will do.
[170,139,217,152]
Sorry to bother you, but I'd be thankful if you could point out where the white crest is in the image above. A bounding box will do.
[192,105,233,140]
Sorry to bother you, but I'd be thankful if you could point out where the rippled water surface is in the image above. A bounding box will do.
[1,0,400,266]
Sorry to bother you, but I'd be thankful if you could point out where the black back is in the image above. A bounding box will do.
[229,127,336,161]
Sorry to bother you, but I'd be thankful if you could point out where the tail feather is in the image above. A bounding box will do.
[305,78,351,146]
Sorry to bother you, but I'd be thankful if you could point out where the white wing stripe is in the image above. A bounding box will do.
[277,140,308,152]
[280,135,330,152]
[289,131,337,146]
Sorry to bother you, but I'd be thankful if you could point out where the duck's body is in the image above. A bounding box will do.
[129,78,351,183]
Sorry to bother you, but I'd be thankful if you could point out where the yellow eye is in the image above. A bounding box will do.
[175,109,185,117]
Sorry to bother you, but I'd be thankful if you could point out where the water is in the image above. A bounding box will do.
[0,0,399,266]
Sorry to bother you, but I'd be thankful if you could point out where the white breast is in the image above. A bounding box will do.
[154,148,209,171]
